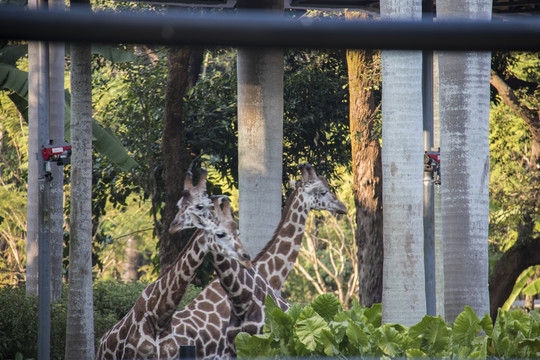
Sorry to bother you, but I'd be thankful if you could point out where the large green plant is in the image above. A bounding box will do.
[237,294,540,358]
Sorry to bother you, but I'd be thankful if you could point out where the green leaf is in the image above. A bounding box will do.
[266,306,294,341]
[0,45,28,65]
[92,123,138,171]
[0,64,28,98]
[409,315,450,355]
[406,348,427,358]
[522,277,540,296]
[479,313,493,336]
[320,328,339,356]
[264,294,278,313]
[7,92,28,122]
[295,306,330,352]
[364,303,382,328]
[235,332,273,358]
[502,266,536,311]
[376,324,407,357]
[312,293,341,322]
[453,306,481,347]
[286,303,303,323]
[346,319,369,350]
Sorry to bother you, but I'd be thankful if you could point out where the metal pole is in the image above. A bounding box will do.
[37,0,51,354]
[0,8,540,51]
[422,0,436,316]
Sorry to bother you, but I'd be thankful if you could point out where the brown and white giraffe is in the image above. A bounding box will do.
[167,164,348,358]
[95,171,252,360]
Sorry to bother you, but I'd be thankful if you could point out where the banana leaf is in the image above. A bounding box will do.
[0,46,138,172]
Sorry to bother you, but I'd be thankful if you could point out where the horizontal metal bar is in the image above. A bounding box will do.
[1,7,539,50]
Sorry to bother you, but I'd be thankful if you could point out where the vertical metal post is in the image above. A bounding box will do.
[179,345,196,360]
[422,0,436,317]
[37,3,51,357]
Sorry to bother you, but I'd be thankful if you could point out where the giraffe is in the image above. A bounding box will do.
[95,171,252,360]
[167,163,348,358]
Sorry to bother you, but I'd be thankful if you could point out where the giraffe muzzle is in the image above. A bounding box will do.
[238,253,252,269]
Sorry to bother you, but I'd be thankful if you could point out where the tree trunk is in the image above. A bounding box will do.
[122,237,140,281]
[65,41,94,360]
[236,0,284,258]
[345,10,383,307]
[48,0,66,300]
[159,47,193,271]
[26,37,39,296]
[380,0,426,326]
[489,235,540,319]
[437,0,492,324]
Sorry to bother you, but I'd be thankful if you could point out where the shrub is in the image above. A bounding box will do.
[236,293,540,359]
[0,281,201,360]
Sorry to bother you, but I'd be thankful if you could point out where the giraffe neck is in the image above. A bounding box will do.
[136,230,208,332]
[211,252,254,316]
[253,187,310,290]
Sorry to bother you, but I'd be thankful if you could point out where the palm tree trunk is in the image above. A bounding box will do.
[65,41,94,360]
[25,0,39,296]
[236,0,284,258]
[380,0,426,326]
[345,10,383,307]
[48,0,66,301]
[237,47,284,258]
[437,0,492,323]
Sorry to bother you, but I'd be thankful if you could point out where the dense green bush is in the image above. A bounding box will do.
[0,281,201,360]
[237,293,540,359]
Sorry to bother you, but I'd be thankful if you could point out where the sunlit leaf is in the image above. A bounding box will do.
[312,293,340,322]
[502,267,537,311]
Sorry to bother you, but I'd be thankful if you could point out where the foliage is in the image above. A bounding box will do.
[0,286,66,360]
[237,293,540,359]
[0,282,201,360]
[489,51,540,306]
[0,84,27,286]
[184,49,239,189]
[93,194,157,282]
[0,43,139,172]
[283,49,351,186]
[489,102,532,252]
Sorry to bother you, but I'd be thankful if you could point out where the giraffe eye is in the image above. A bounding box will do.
[196,204,204,210]
[321,191,328,196]
[216,232,226,238]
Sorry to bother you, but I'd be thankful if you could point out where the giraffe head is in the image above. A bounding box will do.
[199,196,253,269]
[297,163,348,214]
[169,170,213,234]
